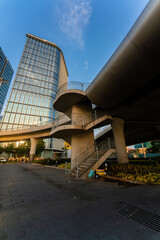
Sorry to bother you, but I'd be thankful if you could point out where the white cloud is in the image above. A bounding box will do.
[58,0,92,46]
[84,60,88,70]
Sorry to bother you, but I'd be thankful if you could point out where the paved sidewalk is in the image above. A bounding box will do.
[0,163,160,240]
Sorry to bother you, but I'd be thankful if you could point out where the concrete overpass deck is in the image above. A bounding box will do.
[0,108,112,143]
[86,0,160,143]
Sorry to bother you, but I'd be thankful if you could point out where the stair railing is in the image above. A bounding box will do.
[69,138,113,177]
[77,138,113,178]
[68,143,96,175]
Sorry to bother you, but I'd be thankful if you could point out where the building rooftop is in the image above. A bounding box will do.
[26,33,69,76]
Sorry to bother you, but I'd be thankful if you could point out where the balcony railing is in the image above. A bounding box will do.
[56,81,90,98]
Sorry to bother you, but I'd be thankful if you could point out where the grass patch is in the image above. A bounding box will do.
[33,158,71,166]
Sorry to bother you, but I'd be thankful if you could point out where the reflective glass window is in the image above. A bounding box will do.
[10,90,16,101]
[4,113,10,122]
[19,115,25,124]
[19,92,25,103]
[15,92,20,103]
[12,103,18,112]
[7,103,13,112]
[21,105,27,114]
[14,114,20,124]
[17,104,22,113]
[9,114,15,123]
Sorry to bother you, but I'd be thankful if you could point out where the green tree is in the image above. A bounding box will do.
[62,146,68,158]
[147,140,160,153]
[135,148,140,158]
[0,145,4,154]
[36,139,45,155]
[14,140,45,158]
[4,144,15,159]
[16,142,30,157]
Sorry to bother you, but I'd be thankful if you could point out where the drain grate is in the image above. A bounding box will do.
[113,202,160,232]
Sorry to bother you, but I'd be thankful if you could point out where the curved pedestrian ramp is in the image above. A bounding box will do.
[0,109,112,142]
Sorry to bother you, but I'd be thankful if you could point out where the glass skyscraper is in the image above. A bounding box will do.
[1,34,68,148]
[0,47,14,114]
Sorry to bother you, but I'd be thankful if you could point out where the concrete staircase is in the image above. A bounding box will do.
[69,139,116,179]
[80,148,116,179]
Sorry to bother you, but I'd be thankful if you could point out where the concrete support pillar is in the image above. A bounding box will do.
[71,130,95,169]
[111,118,128,164]
[65,101,92,125]
[67,99,95,169]
[29,138,38,163]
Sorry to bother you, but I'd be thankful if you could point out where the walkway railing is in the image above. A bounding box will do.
[0,119,54,132]
[56,81,90,98]
[0,108,109,133]
[52,109,108,131]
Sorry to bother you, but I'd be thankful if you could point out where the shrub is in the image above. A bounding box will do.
[33,158,71,166]
[58,162,71,169]
[106,163,160,184]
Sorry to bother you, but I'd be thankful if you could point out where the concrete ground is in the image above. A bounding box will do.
[0,163,160,240]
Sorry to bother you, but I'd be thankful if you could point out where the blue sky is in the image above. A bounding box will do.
[0,0,149,114]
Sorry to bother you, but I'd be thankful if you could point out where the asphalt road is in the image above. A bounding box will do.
[0,163,160,240]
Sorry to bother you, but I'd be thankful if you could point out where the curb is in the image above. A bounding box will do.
[105,175,146,185]
[32,163,66,171]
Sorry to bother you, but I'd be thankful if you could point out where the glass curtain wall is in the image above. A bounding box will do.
[1,35,61,131]
[0,47,14,114]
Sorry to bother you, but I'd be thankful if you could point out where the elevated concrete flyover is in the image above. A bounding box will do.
[0,122,53,142]
[86,0,160,146]
[0,98,112,166]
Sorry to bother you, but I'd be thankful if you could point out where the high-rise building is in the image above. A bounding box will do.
[0,47,14,114]
[1,34,68,148]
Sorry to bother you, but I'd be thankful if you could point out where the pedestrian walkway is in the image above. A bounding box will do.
[0,163,160,240]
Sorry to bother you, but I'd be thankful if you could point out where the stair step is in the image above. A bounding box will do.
[85,159,96,163]
[78,170,86,174]
[79,164,88,168]
[71,172,76,176]
[89,155,97,158]
[82,162,93,166]
[70,147,115,178]
[80,165,93,169]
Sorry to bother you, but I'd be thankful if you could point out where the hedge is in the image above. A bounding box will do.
[33,158,71,166]
[106,163,160,184]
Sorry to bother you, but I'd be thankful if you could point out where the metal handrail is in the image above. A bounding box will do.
[0,119,54,132]
[56,81,90,98]
[68,143,96,175]
[78,138,114,178]
[0,108,107,133]
[52,109,108,131]
[69,138,113,176]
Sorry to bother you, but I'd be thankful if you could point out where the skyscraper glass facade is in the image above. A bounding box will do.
[0,47,14,114]
[1,34,68,132]
[1,34,68,148]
